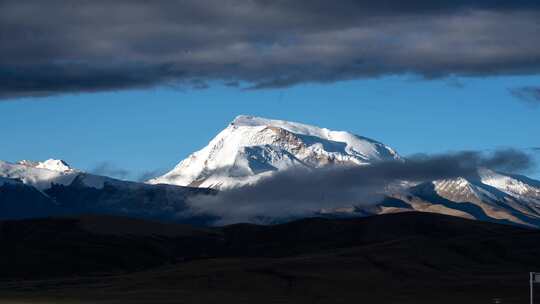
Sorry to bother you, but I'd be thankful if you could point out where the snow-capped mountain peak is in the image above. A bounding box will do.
[0,160,77,191]
[148,115,400,188]
[479,168,540,202]
[0,159,116,191]
[18,159,74,173]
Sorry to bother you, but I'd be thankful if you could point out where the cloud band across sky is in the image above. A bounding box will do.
[2,0,540,98]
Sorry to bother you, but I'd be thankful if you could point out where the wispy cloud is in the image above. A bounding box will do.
[510,86,540,105]
[90,162,130,180]
[136,169,165,182]
[89,162,164,182]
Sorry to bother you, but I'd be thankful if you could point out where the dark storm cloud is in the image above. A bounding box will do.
[510,86,540,105]
[2,0,540,98]
[187,149,535,224]
[0,63,185,98]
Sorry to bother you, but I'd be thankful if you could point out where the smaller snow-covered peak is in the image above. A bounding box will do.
[479,168,540,200]
[1,160,77,191]
[18,159,73,172]
[37,159,73,172]
[1,159,119,191]
[434,177,472,189]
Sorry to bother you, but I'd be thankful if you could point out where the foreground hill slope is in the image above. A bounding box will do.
[1,212,539,303]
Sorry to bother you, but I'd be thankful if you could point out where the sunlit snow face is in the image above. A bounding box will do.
[148,115,399,189]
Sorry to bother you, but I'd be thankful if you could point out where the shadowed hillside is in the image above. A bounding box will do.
[1,212,539,303]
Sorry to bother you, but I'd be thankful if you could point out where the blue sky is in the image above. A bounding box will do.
[1,75,539,180]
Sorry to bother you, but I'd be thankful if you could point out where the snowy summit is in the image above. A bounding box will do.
[148,115,399,189]
[18,159,74,172]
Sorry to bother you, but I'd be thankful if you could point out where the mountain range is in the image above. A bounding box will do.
[0,159,212,223]
[1,115,540,227]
